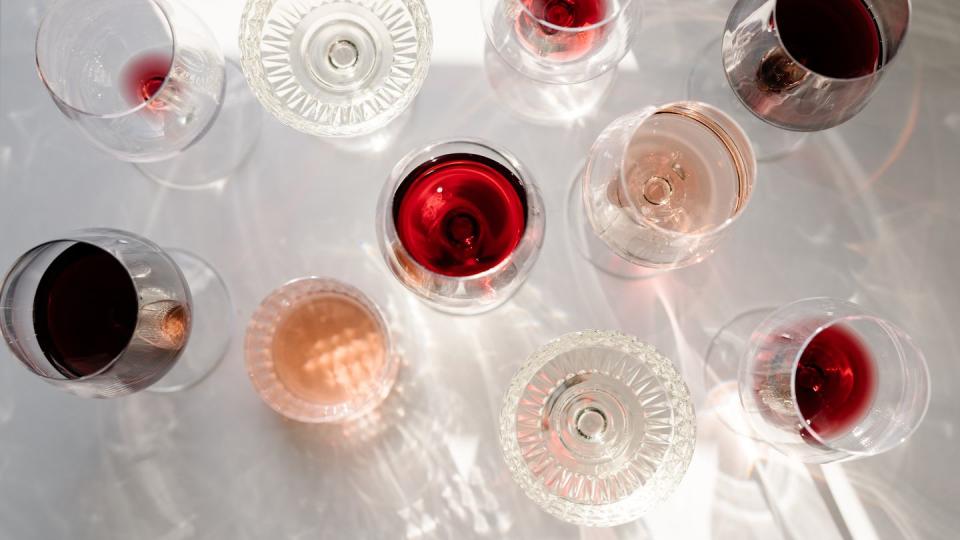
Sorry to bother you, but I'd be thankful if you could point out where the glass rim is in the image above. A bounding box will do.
[244,276,397,423]
[770,0,911,82]
[0,230,170,382]
[35,0,177,119]
[382,137,544,284]
[783,301,931,452]
[516,0,634,33]
[616,101,756,239]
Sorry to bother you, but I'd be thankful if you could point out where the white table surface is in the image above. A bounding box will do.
[2,0,959,538]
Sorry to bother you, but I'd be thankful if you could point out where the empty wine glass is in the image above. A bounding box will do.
[499,330,695,526]
[245,277,398,423]
[704,298,930,463]
[568,101,756,277]
[687,0,910,160]
[35,0,260,188]
[239,0,433,138]
[0,229,233,398]
[376,139,545,315]
[483,0,642,84]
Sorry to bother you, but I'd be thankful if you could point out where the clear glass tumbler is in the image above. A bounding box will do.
[570,101,756,277]
[377,139,545,315]
[0,229,232,398]
[482,0,642,84]
[245,277,397,423]
[705,298,930,463]
[239,0,433,137]
[499,330,696,526]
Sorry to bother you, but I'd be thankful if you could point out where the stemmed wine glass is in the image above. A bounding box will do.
[35,0,261,189]
[245,277,398,423]
[568,101,756,278]
[704,297,930,463]
[481,0,642,121]
[499,330,695,526]
[687,0,910,160]
[239,0,433,138]
[376,139,545,315]
[0,229,233,398]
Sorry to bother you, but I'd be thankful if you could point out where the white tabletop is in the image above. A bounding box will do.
[1,0,959,538]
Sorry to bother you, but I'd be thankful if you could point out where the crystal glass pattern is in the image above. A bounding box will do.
[239,0,432,137]
[499,330,695,526]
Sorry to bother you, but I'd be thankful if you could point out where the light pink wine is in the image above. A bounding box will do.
[515,0,608,61]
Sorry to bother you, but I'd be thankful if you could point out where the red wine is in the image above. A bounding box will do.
[393,153,527,277]
[120,51,172,105]
[775,0,881,79]
[795,324,876,439]
[33,243,139,378]
[515,0,608,61]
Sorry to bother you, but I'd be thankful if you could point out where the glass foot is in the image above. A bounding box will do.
[565,171,665,280]
[686,38,807,162]
[137,60,263,190]
[149,249,233,393]
[484,41,615,125]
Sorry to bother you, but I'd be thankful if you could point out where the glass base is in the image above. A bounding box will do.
[686,38,808,162]
[565,171,665,280]
[149,249,233,393]
[484,41,615,125]
[703,307,775,438]
[137,60,262,190]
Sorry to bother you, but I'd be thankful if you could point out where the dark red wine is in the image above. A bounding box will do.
[120,51,172,104]
[795,324,876,439]
[516,0,608,61]
[33,243,139,378]
[393,153,527,277]
[775,0,881,79]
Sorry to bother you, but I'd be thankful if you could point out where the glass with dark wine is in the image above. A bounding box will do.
[377,140,545,314]
[0,229,232,398]
[704,297,930,463]
[35,0,260,188]
[688,0,910,159]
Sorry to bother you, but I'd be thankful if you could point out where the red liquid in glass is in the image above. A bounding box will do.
[515,0,608,62]
[393,153,527,277]
[776,0,881,79]
[795,324,876,439]
[33,243,139,378]
[121,52,172,105]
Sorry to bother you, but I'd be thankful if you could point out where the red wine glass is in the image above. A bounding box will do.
[704,297,930,463]
[376,140,545,315]
[35,0,261,188]
[0,229,233,398]
[482,0,642,85]
[687,0,910,160]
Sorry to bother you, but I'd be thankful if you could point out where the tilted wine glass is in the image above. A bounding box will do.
[0,229,233,397]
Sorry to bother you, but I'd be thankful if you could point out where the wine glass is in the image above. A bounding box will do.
[35,0,261,189]
[568,101,756,278]
[245,277,398,423]
[499,330,695,526]
[376,139,545,315]
[482,0,642,84]
[687,0,910,160]
[239,0,433,138]
[0,229,233,398]
[704,297,930,463]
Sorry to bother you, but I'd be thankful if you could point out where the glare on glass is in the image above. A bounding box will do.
[377,140,545,315]
[245,278,397,423]
[36,0,225,163]
[240,0,433,137]
[574,101,755,275]
[706,297,930,463]
[482,0,642,84]
[0,229,232,398]
[499,330,695,526]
